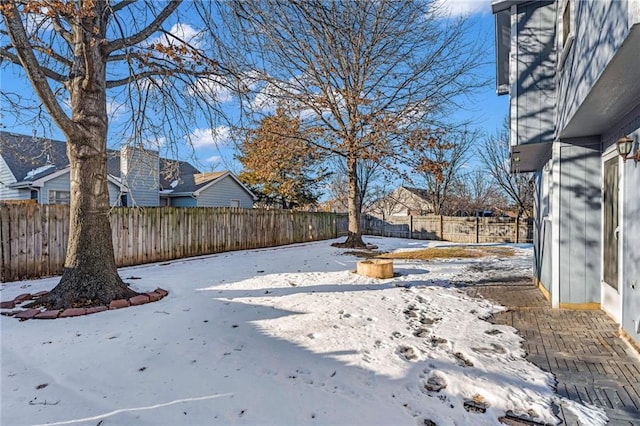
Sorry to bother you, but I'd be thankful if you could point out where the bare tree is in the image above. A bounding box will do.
[1,0,233,309]
[478,122,534,217]
[405,128,475,215]
[454,170,506,216]
[327,157,387,215]
[225,0,485,247]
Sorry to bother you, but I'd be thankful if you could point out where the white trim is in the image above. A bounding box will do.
[551,142,561,308]
[557,0,575,70]
[601,147,622,322]
[24,166,69,187]
[630,0,640,27]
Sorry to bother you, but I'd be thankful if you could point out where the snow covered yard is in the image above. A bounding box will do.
[0,237,605,425]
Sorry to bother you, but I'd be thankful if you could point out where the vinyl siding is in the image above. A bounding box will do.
[556,1,632,134]
[108,181,123,206]
[0,155,24,200]
[120,146,159,207]
[513,1,556,146]
[533,170,552,294]
[41,172,71,204]
[558,141,601,304]
[196,176,254,208]
[170,196,197,207]
[620,113,640,344]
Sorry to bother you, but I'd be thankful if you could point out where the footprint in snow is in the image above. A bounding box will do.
[397,345,419,361]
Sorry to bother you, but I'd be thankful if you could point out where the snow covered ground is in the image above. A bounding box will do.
[1,237,606,426]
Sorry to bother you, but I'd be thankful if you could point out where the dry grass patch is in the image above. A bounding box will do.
[378,246,515,260]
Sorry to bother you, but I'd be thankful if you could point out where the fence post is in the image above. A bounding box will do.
[439,215,443,240]
[475,216,479,243]
[410,215,413,239]
[515,215,520,243]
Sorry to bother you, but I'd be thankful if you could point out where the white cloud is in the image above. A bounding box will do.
[432,0,490,17]
[189,126,231,149]
[205,155,221,163]
[188,77,234,104]
[163,23,203,49]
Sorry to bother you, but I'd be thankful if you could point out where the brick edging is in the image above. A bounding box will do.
[0,288,169,321]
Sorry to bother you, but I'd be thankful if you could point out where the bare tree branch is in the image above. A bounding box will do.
[0,0,73,134]
[104,0,182,54]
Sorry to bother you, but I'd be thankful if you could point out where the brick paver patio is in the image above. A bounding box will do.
[467,280,640,425]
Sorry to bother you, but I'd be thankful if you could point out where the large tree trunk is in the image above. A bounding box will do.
[336,152,366,248]
[27,9,137,309]
[32,132,137,310]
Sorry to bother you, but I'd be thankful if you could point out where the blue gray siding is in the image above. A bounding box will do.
[41,172,70,204]
[533,170,552,293]
[170,196,197,207]
[622,150,640,342]
[558,141,601,304]
[0,155,25,200]
[557,1,633,134]
[513,1,556,145]
[107,181,123,206]
[196,176,254,208]
[620,113,640,344]
[120,146,159,207]
[40,172,120,205]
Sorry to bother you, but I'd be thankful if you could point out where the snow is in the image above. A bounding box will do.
[1,237,606,425]
[24,164,55,180]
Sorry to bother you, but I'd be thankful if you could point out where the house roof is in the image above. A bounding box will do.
[402,186,430,201]
[1,131,256,200]
[0,132,69,182]
[167,171,258,200]
[1,131,200,189]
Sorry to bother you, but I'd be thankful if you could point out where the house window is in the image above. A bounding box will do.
[562,1,571,47]
[230,199,240,208]
[49,190,70,205]
[558,0,575,69]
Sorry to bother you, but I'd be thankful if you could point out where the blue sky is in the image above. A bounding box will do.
[0,0,507,174]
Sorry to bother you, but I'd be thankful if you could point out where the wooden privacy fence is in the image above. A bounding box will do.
[0,204,338,282]
[360,214,533,244]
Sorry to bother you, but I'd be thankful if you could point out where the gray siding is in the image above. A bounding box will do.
[170,196,197,207]
[533,170,552,293]
[556,1,632,134]
[196,176,254,208]
[0,155,24,200]
[108,181,123,206]
[513,1,556,145]
[558,141,601,304]
[41,172,71,204]
[621,120,640,345]
[120,146,159,207]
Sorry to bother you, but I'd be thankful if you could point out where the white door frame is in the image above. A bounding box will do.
[601,147,622,322]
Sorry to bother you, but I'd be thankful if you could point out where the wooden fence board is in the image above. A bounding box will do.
[1,205,532,283]
[1,205,342,282]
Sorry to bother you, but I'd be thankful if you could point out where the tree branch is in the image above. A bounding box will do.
[0,2,73,133]
[108,0,136,14]
[105,0,182,54]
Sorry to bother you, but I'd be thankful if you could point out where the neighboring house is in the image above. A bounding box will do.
[0,131,256,208]
[368,186,434,219]
[492,1,640,348]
